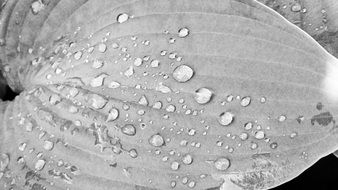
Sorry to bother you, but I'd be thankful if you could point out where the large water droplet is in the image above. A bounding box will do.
[117,13,129,23]
[173,65,194,83]
[214,157,230,171]
[148,134,165,147]
[121,124,136,136]
[218,111,234,126]
[194,88,213,104]
[178,27,190,38]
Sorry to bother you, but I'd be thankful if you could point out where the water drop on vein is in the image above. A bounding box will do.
[117,13,129,23]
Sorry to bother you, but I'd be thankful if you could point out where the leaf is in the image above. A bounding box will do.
[0,0,338,190]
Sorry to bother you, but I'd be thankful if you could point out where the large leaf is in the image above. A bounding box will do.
[1,0,338,190]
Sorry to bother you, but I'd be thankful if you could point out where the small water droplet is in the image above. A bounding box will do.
[106,108,119,122]
[98,43,107,53]
[239,132,249,140]
[152,101,162,109]
[117,13,129,23]
[149,134,165,147]
[124,66,134,77]
[128,149,138,158]
[170,161,180,171]
[92,60,104,69]
[108,81,121,89]
[138,95,148,106]
[218,111,234,126]
[278,115,286,122]
[182,154,193,165]
[134,57,143,66]
[90,74,107,87]
[244,122,253,130]
[214,157,230,171]
[270,142,278,149]
[74,51,82,60]
[240,96,251,107]
[290,132,298,138]
[43,140,54,151]
[291,3,302,12]
[49,94,61,105]
[121,124,136,136]
[150,59,160,67]
[254,131,265,140]
[35,159,46,171]
[178,27,190,38]
[194,88,213,104]
[173,65,194,83]
[88,94,107,109]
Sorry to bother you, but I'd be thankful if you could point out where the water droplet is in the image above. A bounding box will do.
[121,124,136,136]
[173,65,194,83]
[138,95,148,106]
[149,134,165,147]
[124,66,134,77]
[188,181,196,188]
[244,122,253,130]
[106,108,119,122]
[18,143,27,151]
[35,159,46,171]
[90,74,107,87]
[291,3,302,12]
[117,13,129,23]
[178,27,190,38]
[166,105,176,112]
[194,88,213,104]
[128,149,138,158]
[170,161,180,171]
[218,111,234,126]
[88,94,107,109]
[239,132,249,140]
[254,131,265,140]
[49,94,61,105]
[214,157,230,171]
[152,101,162,109]
[134,57,143,66]
[92,60,104,69]
[250,142,258,150]
[182,154,193,165]
[150,59,160,67]
[43,140,54,151]
[290,132,298,138]
[74,51,82,60]
[278,115,286,122]
[69,87,79,97]
[156,82,171,93]
[240,96,251,107]
[0,154,10,171]
[98,43,107,53]
[31,0,45,14]
[270,142,278,149]
[108,81,121,89]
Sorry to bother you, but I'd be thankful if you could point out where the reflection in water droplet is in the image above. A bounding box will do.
[178,27,190,38]
[194,88,213,104]
[218,111,234,126]
[173,65,194,83]
[149,134,165,147]
[214,157,230,171]
[121,124,136,136]
[117,13,129,23]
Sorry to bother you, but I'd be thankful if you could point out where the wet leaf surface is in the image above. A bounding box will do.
[0,0,338,190]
